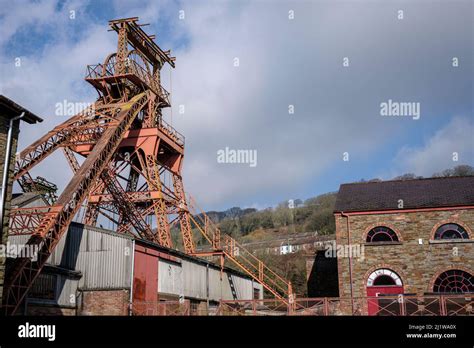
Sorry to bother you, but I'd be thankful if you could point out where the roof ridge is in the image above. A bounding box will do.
[341,175,474,186]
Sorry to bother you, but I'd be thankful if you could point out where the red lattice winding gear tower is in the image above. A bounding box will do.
[2,18,292,315]
[2,17,195,314]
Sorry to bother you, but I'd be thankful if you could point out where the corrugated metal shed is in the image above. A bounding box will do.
[12,221,263,309]
[10,222,134,290]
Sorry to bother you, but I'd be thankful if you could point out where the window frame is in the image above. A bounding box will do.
[365,226,401,244]
[433,223,470,241]
[432,269,474,294]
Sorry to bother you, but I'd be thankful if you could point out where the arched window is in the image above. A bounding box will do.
[433,270,474,293]
[366,226,399,243]
[367,269,403,287]
[434,223,469,240]
[373,275,396,286]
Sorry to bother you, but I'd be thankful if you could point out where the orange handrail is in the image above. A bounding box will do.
[186,194,292,301]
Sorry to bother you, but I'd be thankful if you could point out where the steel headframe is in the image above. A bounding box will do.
[2,17,292,315]
[2,17,191,315]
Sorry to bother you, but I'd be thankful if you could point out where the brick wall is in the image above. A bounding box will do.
[79,289,129,315]
[0,114,20,303]
[335,208,474,299]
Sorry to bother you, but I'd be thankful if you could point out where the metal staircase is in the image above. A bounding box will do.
[186,195,293,303]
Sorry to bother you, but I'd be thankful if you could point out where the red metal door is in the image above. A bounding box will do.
[367,286,403,315]
[133,245,159,314]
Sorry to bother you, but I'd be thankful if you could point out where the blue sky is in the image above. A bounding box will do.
[1,0,473,211]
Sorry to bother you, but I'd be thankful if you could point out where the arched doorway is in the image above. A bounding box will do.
[366,268,403,315]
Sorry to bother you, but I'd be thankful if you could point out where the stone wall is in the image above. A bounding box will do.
[335,208,474,298]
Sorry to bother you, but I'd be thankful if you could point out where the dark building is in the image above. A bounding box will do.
[306,249,339,297]
[0,95,42,303]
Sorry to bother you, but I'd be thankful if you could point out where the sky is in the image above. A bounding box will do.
[0,0,473,212]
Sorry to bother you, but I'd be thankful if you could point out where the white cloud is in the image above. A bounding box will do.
[0,0,472,211]
[0,0,58,46]
[0,1,115,189]
[391,117,474,177]
[168,1,473,208]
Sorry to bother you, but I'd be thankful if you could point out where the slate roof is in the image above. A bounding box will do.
[334,176,474,213]
[0,94,43,124]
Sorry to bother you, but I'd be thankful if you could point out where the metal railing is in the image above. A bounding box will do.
[8,206,61,236]
[85,57,171,106]
[85,58,184,147]
[216,295,473,316]
[216,299,291,316]
[158,117,185,147]
[130,300,191,316]
[186,194,292,301]
[116,295,474,316]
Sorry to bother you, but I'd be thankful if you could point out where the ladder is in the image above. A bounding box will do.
[227,274,238,300]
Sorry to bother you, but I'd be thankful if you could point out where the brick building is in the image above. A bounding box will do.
[0,95,42,304]
[334,176,474,304]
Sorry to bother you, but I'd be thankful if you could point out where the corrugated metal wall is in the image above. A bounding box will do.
[27,273,79,308]
[208,268,225,300]
[68,224,133,289]
[181,260,207,300]
[230,273,256,300]
[213,269,263,301]
[56,274,79,307]
[158,258,263,301]
[11,222,263,307]
[158,260,183,296]
[133,246,158,302]
[10,223,134,290]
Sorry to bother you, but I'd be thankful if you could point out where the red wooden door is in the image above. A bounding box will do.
[367,286,403,315]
